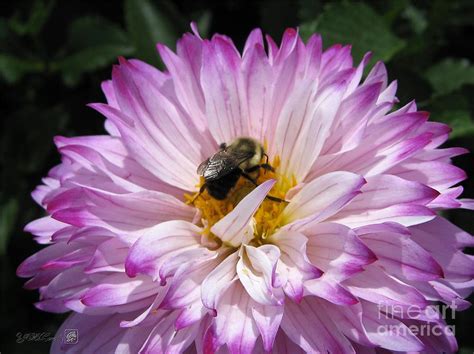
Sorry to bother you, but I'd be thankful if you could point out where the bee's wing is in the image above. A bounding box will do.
[198,150,253,181]
[197,158,210,176]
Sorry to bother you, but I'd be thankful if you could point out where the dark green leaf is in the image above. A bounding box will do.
[124,0,180,66]
[381,0,410,25]
[0,199,19,256]
[402,5,428,35]
[301,2,405,63]
[196,11,212,38]
[0,53,44,84]
[297,0,324,23]
[8,0,56,36]
[64,16,131,51]
[425,59,474,97]
[54,45,134,86]
[52,16,134,86]
[430,93,474,139]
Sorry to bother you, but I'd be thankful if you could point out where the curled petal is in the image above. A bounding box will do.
[125,221,202,280]
[237,244,284,306]
[283,171,366,229]
[211,179,275,247]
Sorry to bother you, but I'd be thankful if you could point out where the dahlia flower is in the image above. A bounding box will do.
[18,25,474,353]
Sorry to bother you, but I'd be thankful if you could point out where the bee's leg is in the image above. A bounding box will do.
[188,184,207,204]
[241,172,287,204]
[260,163,275,172]
[265,195,288,203]
[241,172,258,186]
[262,154,274,174]
[245,163,275,174]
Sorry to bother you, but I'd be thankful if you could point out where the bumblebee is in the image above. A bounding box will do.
[194,137,283,202]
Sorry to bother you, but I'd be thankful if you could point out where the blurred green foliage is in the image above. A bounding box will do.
[1,0,473,353]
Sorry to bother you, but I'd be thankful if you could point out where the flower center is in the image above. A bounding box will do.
[185,156,296,245]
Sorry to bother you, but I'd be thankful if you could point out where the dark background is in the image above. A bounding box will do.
[1,0,473,352]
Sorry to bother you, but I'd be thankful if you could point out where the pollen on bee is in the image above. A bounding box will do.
[185,156,296,243]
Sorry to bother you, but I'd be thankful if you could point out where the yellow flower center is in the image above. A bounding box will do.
[185,156,296,244]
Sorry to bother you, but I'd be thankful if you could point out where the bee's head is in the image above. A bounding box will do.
[231,137,264,170]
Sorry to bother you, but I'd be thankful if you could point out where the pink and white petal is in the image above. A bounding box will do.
[55,135,182,195]
[201,251,239,314]
[101,79,119,109]
[339,174,439,215]
[272,28,300,66]
[139,311,180,353]
[320,45,353,82]
[344,52,373,98]
[360,300,425,352]
[176,303,207,330]
[251,303,284,352]
[211,180,275,247]
[429,186,464,209]
[84,238,129,274]
[122,58,216,165]
[308,111,428,179]
[214,282,260,354]
[460,198,474,210]
[125,220,202,279]
[160,256,221,309]
[304,276,358,305]
[282,171,366,229]
[17,241,84,278]
[324,82,382,155]
[159,247,216,284]
[23,269,62,290]
[350,342,376,354]
[65,226,115,245]
[51,188,196,238]
[356,224,444,281]
[242,28,263,57]
[80,273,157,307]
[201,36,249,144]
[332,204,435,228]
[272,330,305,354]
[100,80,122,136]
[24,216,68,240]
[51,312,152,354]
[345,265,428,309]
[40,246,95,271]
[377,80,398,105]
[410,221,474,281]
[166,321,201,354]
[305,222,376,281]
[64,295,156,316]
[404,318,458,354]
[364,132,434,177]
[322,300,374,347]
[410,216,474,249]
[302,34,322,80]
[387,160,467,192]
[158,39,207,130]
[140,311,200,354]
[274,80,346,180]
[91,98,196,191]
[269,230,321,279]
[404,279,471,311]
[275,256,304,303]
[237,244,284,306]
[281,296,355,353]
[242,41,273,142]
[120,287,169,328]
[266,34,303,151]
